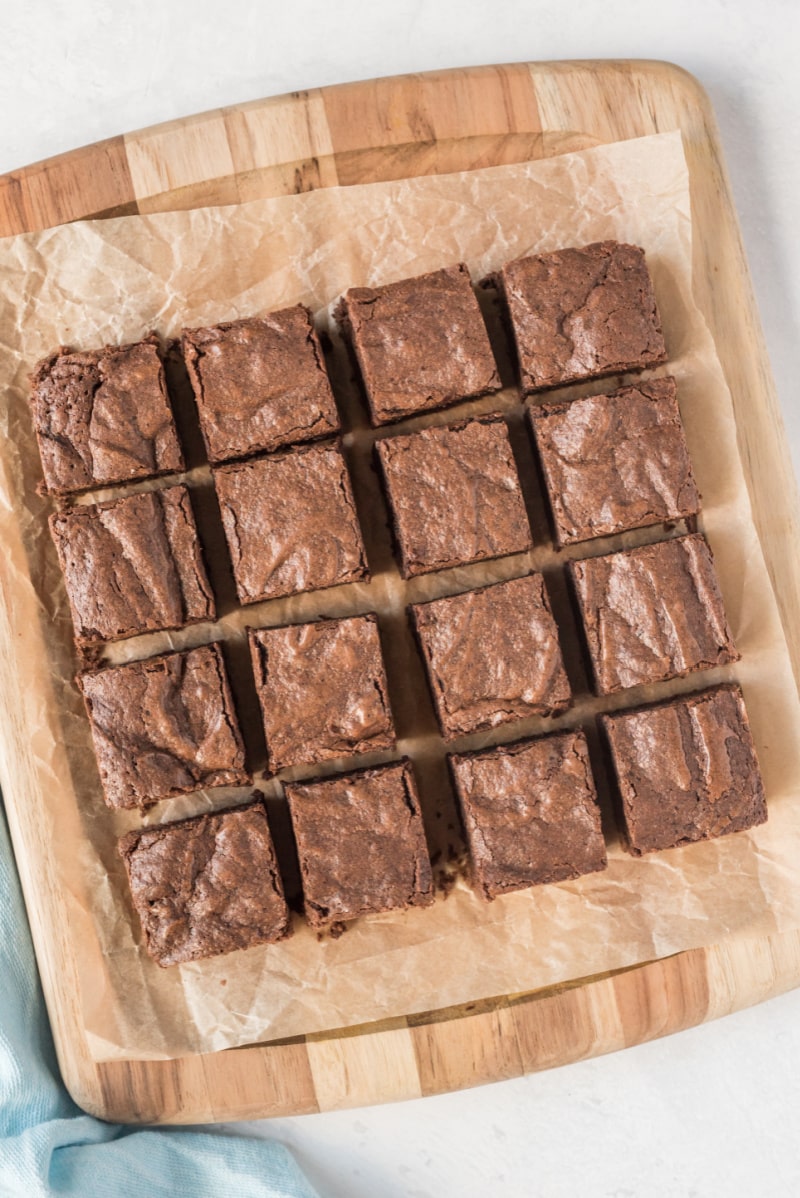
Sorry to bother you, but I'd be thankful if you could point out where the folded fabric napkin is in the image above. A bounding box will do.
[0,799,319,1198]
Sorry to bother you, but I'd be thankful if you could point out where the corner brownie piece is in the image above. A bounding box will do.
[119,799,291,966]
[411,573,571,740]
[214,443,368,604]
[530,376,700,546]
[79,643,249,808]
[499,241,667,392]
[29,335,184,496]
[600,684,767,855]
[249,614,395,773]
[285,760,433,927]
[49,485,214,646]
[375,416,532,578]
[569,534,739,695]
[336,263,501,425]
[182,307,339,463]
[449,729,607,899]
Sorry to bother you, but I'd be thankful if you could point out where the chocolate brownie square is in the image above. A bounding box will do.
[336,263,501,425]
[119,799,291,966]
[49,485,214,646]
[600,684,767,855]
[569,534,739,695]
[182,306,340,463]
[529,376,700,546]
[249,613,395,772]
[285,760,433,927]
[79,642,249,809]
[30,335,183,496]
[411,573,571,739]
[214,442,368,604]
[375,415,532,577]
[499,240,668,392]
[449,729,607,899]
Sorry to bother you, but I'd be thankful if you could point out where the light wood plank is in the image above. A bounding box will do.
[306,1022,422,1111]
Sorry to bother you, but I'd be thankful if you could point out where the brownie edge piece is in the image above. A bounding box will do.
[375,416,532,577]
[182,307,340,463]
[214,443,368,604]
[500,240,668,392]
[49,485,214,646]
[530,376,700,546]
[79,643,249,809]
[336,263,501,425]
[450,729,607,899]
[569,534,739,695]
[600,684,767,855]
[30,335,184,496]
[285,760,434,927]
[119,799,291,967]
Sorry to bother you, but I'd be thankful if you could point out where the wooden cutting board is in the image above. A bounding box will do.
[3,59,800,1124]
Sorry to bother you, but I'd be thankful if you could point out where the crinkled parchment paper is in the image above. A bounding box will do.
[1,131,799,1062]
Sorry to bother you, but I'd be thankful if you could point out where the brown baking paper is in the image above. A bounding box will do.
[1,131,800,1062]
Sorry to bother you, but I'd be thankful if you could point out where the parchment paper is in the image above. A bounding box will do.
[1,132,800,1062]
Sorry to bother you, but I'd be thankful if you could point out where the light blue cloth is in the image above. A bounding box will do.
[0,798,319,1198]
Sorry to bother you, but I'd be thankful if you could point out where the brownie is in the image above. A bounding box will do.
[49,485,214,646]
[411,573,571,739]
[182,306,340,464]
[375,416,532,578]
[600,684,767,855]
[29,334,184,496]
[336,263,501,425]
[529,376,700,546]
[249,614,395,772]
[214,443,368,604]
[449,729,607,899]
[499,240,668,393]
[569,534,739,696]
[119,799,291,966]
[79,643,249,808]
[285,760,433,927]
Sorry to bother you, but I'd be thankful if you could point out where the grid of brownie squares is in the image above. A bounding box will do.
[31,242,768,964]
[375,415,532,577]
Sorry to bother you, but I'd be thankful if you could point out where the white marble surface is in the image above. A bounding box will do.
[3,3,799,1194]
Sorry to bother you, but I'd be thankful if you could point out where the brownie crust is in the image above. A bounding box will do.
[30,335,184,496]
[530,376,700,546]
[80,643,249,809]
[249,614,395,773]
[600,684,767,855]
[49,485,214,646]
[119,799,291,966]
[449,729,607,899]
[500,240,668,392]
[569,533,739,695]
[214,443,368,604]
[375,416,532,577]
[411,573,571,739]
[182,307,339,463]
[285,760,434,927]
[336,263,501,425]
